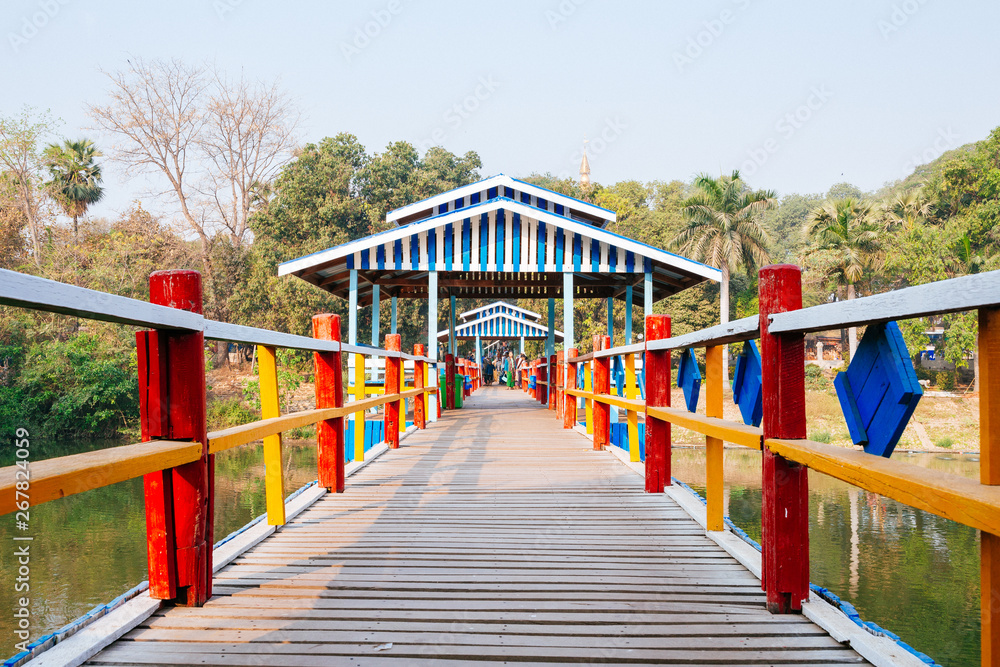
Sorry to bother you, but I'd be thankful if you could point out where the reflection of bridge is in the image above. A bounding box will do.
[1,177,998,666]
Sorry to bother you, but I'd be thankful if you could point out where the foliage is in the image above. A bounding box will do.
[44,138,104,237]
[811,430,833,443]
[805,364,830,391]
[207,396,257,430]
[935,371,956,392]
[935,437,954,449]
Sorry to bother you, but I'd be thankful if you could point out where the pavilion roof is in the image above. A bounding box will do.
[438,311,563,341]
[279,184,720,307]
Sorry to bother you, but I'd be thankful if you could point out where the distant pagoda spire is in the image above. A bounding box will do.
[579,138,591,188]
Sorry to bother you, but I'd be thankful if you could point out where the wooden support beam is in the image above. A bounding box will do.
[257,345,285,526]
[312,314,345,493]
[705,345,725,531]
[759,264,809,614]
[645,314,671,493]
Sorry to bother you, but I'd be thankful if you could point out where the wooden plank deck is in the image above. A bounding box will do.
[87,386,868,666]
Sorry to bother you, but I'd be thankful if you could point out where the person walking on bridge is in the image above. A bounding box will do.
[505,352,516,390]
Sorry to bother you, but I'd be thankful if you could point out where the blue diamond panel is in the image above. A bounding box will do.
[732,340,763,427]
[677,348,702,413]
[834,321,922,458]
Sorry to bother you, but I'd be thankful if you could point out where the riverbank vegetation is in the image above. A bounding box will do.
[1,58,997,441]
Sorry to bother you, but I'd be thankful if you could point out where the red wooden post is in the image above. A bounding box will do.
[759,264,809,614]
[555,352,563,420]
[313,314,345,492]
[563,348,578,429]
[445,354,456,410]
[413,344,426,429]
[644,315,671,493]
[537,358,547,405]
[384,334,402,448]
[593,335,611,451]
[138,270,211,606]
[549,354,557,411]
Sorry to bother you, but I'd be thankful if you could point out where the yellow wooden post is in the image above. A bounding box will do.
[584,360,593,434]
[353,353,366,462]
[981,307,1000,667]
[257,345,285,526]
[624,352,640,462]
[705,345,724,532]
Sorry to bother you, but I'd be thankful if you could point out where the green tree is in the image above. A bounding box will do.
[804,198,881,359]
[44,139,104,240]
[672,170,775,378]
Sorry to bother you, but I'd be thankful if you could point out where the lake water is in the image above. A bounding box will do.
[1,443,980,665]
[673,447,980,667]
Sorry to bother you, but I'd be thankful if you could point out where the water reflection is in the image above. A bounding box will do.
[673,447,981,667]
[0,439,317,648]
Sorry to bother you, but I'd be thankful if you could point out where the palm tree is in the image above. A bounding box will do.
[672,170,775,380]
[805,198,881,360]
[880,189,932,231]
[44,139,104,240]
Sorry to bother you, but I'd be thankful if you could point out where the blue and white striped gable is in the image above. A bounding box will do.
[439,312,563,341]
[279,178,720,306]
[459,301,541,323]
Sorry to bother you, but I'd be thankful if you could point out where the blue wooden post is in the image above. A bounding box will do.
[427,271,439,423]
[391,295,397,335]
[371,284,380,347]
[625,285,633,344]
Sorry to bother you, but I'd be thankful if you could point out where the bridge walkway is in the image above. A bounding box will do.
[86,386,867,666]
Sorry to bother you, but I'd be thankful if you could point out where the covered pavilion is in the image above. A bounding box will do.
[279,173,721,419]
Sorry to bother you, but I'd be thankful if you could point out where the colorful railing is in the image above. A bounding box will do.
[544,264,1000,664]
[0,268,447,608]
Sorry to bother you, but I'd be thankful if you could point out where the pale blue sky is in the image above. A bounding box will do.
[4,0,998,221]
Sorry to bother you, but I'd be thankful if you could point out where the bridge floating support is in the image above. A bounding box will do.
[138,270,212,607]
[759,264,809,614]
[313,314,345,493]
[644,314,671,493]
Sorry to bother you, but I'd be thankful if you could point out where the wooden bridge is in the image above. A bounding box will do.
[71,387,870,666]
[2,259,1000,665]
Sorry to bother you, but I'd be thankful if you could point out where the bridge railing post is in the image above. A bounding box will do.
[759,264,809,613]
[384,334,402,448]
[644,314,671,493]
[555,352,564,421]
[624,352,640,463]
[313,314,345,492]
[563,348,578,429]
[705,344,725,531]
[549,354,557,411]
[584,351,593,436]
[258,345,286,526]
[414,344,427,429]
[538,359,547,405]
[981,306,1000,664]
[445,354,456,410]
[594,336,610,451]
[138,269,211,606]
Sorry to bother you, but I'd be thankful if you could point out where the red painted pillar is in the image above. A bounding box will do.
[549,354,557,411]
[759,264,809,613]
[445,354,456,410]
[313,314,345,492]
[413,344,426,429]
[555,352,563,420]
[644,315,671,493]
[138,270,211,606]
[384,335,401,448]
[537,360,547,405]
[593,335,611,451]
[563,348,578,429]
